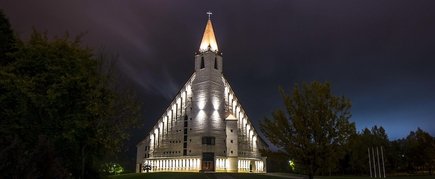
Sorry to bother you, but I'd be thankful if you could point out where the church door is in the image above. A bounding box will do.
[202,152,215,171]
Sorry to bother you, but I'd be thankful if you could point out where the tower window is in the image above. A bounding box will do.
[200,57,205,69]
[202,136,215,145]
[214,57,218,69]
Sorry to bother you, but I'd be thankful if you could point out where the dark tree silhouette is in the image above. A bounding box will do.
[261,82,356,179]
[0,18,140,178]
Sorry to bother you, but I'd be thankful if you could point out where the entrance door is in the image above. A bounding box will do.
[202,152,215,171]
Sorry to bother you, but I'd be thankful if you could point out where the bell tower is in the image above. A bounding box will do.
[195,12,223,73]
[191,12,226,171]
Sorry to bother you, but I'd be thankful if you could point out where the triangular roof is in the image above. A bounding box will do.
[199,19,219,52]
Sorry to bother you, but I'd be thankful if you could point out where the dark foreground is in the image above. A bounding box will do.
[108,172,434,179]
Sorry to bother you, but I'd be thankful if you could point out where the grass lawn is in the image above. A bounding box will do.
[317,176,435,179]
[107,172,207,179]
[108,172,282,179]
[108,173,435,179]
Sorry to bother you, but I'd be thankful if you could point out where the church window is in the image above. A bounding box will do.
[230,140,233,143]
[200,57,205,69]
[231,150,233,154]
[214,57,218,69]
[202,136,215,145]
[230,129,233,132]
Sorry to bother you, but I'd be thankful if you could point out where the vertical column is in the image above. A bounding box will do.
[180,96,184,116]
[154,129,158,148]
[167,115,171,133]
[172,108,175,128]
[381,146,386,178]
[372,147,376,178]
[368,148,372,178]
[159,122,163,146]
[377,147,381,177]
[176,103,179,121]
[162,120,165,138]
[165,116,168,134]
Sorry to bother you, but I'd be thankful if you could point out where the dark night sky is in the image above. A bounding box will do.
[2,0,435,165]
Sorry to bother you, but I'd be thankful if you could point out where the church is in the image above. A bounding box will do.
[136,13,268,173]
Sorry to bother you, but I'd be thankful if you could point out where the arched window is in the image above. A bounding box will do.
[200,57,205,69]
[214,57,218,69]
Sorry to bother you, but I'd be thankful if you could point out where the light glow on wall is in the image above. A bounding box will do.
[154,129,159,147]
[216,158,227,170]
[198,110,206,120]
[143,158,202,172]
[212,97,220,110]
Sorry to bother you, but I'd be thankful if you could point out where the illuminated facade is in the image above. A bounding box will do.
[136,15,268,173]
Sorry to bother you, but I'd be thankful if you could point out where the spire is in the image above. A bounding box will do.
[199,11,219,52]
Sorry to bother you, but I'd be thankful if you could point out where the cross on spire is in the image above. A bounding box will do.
[199,11,218,52]
[206,11,212,19]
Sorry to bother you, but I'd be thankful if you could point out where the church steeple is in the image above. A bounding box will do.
[199,12,219,52]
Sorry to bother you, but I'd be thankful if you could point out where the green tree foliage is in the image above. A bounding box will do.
[345,126,389,175]
[388,138,407,173]
[100,162,124,175]
[0,10,16,65]
[404,128,435,174]
[261,149,293,173]
[0,26,140,178]
[260,81,356,179]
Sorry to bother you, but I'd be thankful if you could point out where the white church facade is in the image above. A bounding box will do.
[136,14,268,173]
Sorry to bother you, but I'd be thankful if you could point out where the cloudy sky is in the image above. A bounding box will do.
[2,0,435,166]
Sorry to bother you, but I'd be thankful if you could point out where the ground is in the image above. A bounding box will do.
[108,173,435,179]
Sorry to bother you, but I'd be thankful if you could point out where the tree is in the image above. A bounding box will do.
[346,126,389,175]
[260,81,356,179]
[404,128,435,174]
[0,28,140,178]
[0,10,16,65]
[389,138,407,173]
